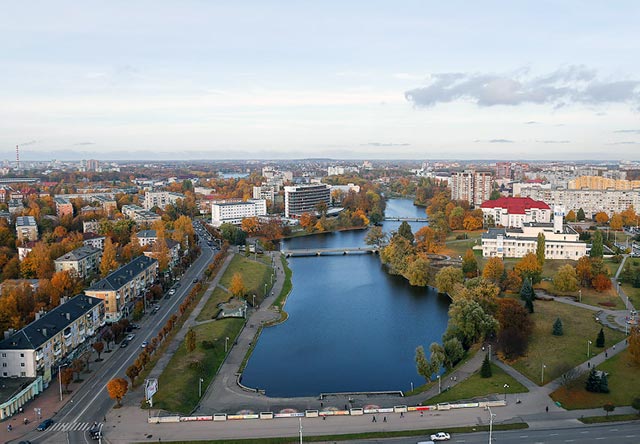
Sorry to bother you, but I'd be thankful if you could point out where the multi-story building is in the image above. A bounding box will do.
[8,198,24,214]
[0,294,104,381]
[16,216,38,242]
[54,197,74,218]
[143,191,184,210]
[86,159,100,172]
[481,207,587,260]
[451,170,494,208]
[252,185,275,202]
[82,232,106,250]
[143,239,181,269]
[0,186,11,203]
[136,229,158,247]
[518,187,640,219]
[93,195,118,214]
[284,184,331,218]
[84,256,158,323]
[83,220,100,233]
[568,176,640,191]
[54,245,102,279]
[122,204,161,223]
[495,162,512,179]
[211,199,267,227]
[327,165,359,176]
[480,197,551,228]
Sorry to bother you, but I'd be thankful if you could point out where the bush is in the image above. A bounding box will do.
[480,354,492,378]
[552,318,564,336]
[201,340,216,349]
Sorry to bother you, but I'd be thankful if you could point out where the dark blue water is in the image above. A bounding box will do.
[241,199,449,397]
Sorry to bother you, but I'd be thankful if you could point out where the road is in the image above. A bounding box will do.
[17,222,216,444]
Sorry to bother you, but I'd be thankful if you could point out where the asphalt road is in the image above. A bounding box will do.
[18,223,216,444]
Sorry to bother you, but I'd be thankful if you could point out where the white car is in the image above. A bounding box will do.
[126,334,135,341]
[430,432,450,441]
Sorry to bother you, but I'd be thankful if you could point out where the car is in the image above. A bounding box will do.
[125,325,133,333]
[168,289,176,295]
[193,278,199,283]
[120,340,129,348]
[36,418,54,431]
[126,334,135,341]
[141,341,148,348]
[131,323,140,329]
[430,432,450,441]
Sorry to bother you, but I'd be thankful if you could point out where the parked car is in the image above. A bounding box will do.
[193,278,199,283]
[168,289,176,295]
[36,419,54,431]
[126,334,135,341]
[141,341,148,348]
[125,325,133,333]
[430,432,450,441]
[131,323,140,329]
[120,340,129,348]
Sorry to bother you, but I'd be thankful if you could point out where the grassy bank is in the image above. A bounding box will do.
[220,255,272,302]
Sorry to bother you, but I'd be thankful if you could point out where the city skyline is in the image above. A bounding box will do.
[2,1,640,160]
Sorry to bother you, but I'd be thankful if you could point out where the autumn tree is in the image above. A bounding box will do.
[565,210,576,222]
[299,212,316,233]
[152,239,171,272]
[610,213,623,231]
[592,273,612,292]
[92,341,104,361]
[61,367,74,392]
[20,242,54,279]
[536,233,546,266]
[463,212,483,231]
[380,234,414,276]
[575,256,593,286]
[446,298,498,348]
[126,364,140,385]
[100,237,119,277]
[515,252,543,284]
[72,358,85,381]
[186,328,197,352]
[553,264,578,292]
[629,326,640,367]
[364,226,387,247]
[414,226,443,253]
[461,249,478,278]
[229,272,246,298]
[482,257,504,286]
[502,268,523,293]
[397,221,414,243]
[496,298,533,359]
[106,378,129,407]
[448,206,465,230]
[621,206,638,226]
[241,217,260,236]
[594,212,609,225]
[435,266,464,295]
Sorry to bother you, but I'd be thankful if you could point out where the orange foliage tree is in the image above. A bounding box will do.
[594,212,609,225]
[106,378,129,407]
[229,272,246,298]
[483,257,505,285]
[591,273,612,292]
[514,252,543,284]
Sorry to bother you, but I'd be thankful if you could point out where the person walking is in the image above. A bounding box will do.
[383,416,387,422]
[546,406,549,413]
[372,415,377,422]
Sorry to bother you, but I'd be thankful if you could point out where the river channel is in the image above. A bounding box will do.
[241,199,451,397]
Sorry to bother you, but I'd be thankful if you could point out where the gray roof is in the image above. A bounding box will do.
[87,255,158,292]
[0,294,103,351]
[16,216,37,227]
[136,230,157,238]
[55,245,101,263]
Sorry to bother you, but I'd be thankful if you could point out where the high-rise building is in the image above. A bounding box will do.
[451,170,494,207]
[284,184,331,217]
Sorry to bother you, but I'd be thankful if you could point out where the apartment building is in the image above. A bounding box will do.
[143,239,181,269]
[54,245,102,279]
[93,195,118,214]
[136,229,158,247]
[284,184,331,217]
[84,256,158,323]
[15,216,38,242]
[122,204,161,223]
[451,170,494,208]
[0,294,104,382]
[211,199,267,227]
[8,199,24,214]
[54,197,74,218]
[83,232,106,250]
[252,185,275,202]
[518,187,640,218]
[480,197,551,228]
[568,176,640,191]
[481,207,587,260]
[83,220,100,233]
[143,191,184,210]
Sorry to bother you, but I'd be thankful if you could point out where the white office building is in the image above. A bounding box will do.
[211,199,267,227]
[284,184,331,218]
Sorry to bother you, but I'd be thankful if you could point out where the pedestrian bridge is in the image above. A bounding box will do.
[282,246,379,257]
[383,217,428,222]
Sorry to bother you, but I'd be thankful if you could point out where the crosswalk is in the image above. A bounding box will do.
[47,422,102,432]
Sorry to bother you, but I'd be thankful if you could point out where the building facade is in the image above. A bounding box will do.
[54,197,74,218]
[252,185,275,202]
[122,204,162,223]
[481,207,587,260]
[0,295,105,381]
[211,199,267,227]
[451,170,494,208]
[54,245,102,279]
[480,197,551,228]
[569,176,640,190]
[15,216,38,242]
[84,256,158,323]
[143,191,184,210]
[284,184,331,217]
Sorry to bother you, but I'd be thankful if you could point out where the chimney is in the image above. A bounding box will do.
[66,313,71,321]
[42,328,47,337]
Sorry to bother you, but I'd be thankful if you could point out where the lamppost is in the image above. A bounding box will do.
[264,283,267,296]
[199,377,204,398]
[58,363,67,402]
[437,375,441,394]
[541,363,546,385]
[252,294,256,308]
[488,344,492,361]
[299,417,303,444]
[503,384,509,402]
[579,289,582,303]
[587,340,592,358]
[225,336,229,353]
[410,381,414,392]
[487,405,496,444]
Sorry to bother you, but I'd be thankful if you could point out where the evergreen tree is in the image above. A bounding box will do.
[552,318,564,336]
[596,328,605,348]
[577,208,586,221]
[398,221,414,243]
[525,296,535,314]
[536,233,546,266]
[590,230,604,258]
[585,369,600,392]
[599,372,610,393]
[480,353,492,378]
[520,278,534,302]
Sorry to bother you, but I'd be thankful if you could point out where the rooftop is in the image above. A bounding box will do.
[480,196,550,214]
[15,216,37,226]
[87,255,158,292]
[55,245,101,263]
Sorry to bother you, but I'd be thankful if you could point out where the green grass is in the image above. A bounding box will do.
[536,281,625,310]
[220,255,272,300]
[132,422,529,444]
[579,413,640,424]
[621,283,640,310]
[195,287,232,322]
[425,363,528,404]
[152,317,245,413]
[604,257,623,276]
[511,300,626,385]
[273,254,292,310]
[550,349,640,409]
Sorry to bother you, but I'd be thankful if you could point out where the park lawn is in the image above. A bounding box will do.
[195,287,232,322]
[604,257,623,276]
[511,300,626,386]
[445,230,483,242]
[219,254,272,300]
[425,363,528,405]
[536,281,625,310]
[550,349,640,409]
[621,283,640,311]
[152,317,245,413]
[442,237,481,259]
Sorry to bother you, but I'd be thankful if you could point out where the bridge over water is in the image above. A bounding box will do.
[383,216,428,222]
[282,246,379,257]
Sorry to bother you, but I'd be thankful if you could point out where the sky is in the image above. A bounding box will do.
[1,1,640,161]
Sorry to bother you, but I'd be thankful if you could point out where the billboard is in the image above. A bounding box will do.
[145,378,158,400]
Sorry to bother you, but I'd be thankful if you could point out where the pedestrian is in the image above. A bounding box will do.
[605,352,608,358]
[372,415,376,422]
[420,411,424,417]
[613,345,616,350]
[322,416,326,421]
[400,412,404,418]
[587,362,590,368]
[383,416,387,422]
[546,406,549,413]
[104,416,107,422]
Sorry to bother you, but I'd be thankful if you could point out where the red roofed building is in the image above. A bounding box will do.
[480,197,551,228]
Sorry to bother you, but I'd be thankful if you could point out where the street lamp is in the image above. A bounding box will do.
[199,377,204,398]
[299,417,303,444]
[225,336,229,353]
[264,283,267,296]
[503,384,509,402]
[579,289,582,303]
[487,405,496,444]
[252,294,256,308]
[437,375,441,394]
[541,363,546,385]
[587,340,592,358]
[410,381,414,392]
[58,363,68,401]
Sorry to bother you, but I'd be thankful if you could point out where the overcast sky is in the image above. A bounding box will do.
[1,1,640,160]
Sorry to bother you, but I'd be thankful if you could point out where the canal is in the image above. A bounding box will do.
[241,199,450,397]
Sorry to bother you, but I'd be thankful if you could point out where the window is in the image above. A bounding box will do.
[20,353,24,358]
[2,363,6,367]
[20,363,25,367]
[20,372,25,377]
[2,372,6,377]
[1,353,5,358]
